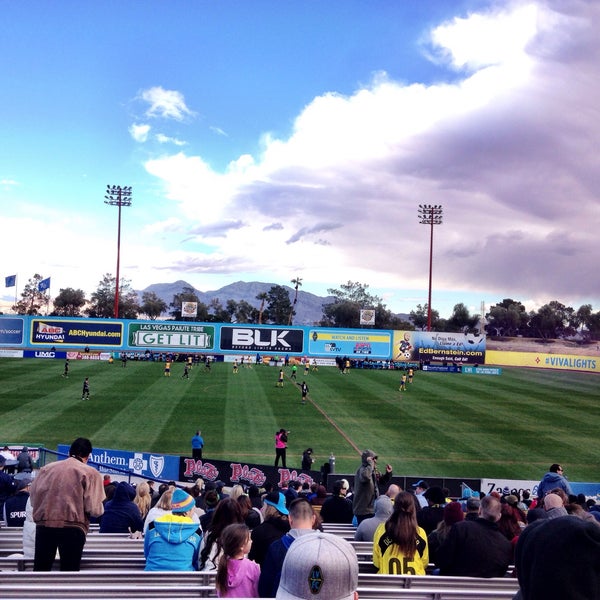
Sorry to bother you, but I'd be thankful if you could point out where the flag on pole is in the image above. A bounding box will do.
[38,277,51,292]
[5,275,16,287]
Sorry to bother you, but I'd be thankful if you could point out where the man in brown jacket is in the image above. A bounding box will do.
[30,437,105,570]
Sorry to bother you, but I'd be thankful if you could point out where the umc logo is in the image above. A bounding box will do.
[34,351,56,358]
[221,327,304,353]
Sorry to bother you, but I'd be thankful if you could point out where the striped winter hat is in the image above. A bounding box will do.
[171,488,195,513]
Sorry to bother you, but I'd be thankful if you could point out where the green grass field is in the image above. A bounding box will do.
[0,358,598,482]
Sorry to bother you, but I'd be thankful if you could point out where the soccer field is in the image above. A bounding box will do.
[0,358,598,482]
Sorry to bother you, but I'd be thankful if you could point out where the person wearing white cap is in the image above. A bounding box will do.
[276,532,358,600]
[144,488,202,571]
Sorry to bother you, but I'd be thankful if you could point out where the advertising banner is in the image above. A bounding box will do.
[0,317,24,346]
[57,444,180,481]
[461,365,502,375]
[393,330,486,364]
[24,350,67,359]
[180,457,319,489]
[128,322,215,350]
[308,329,392,359]
[30,319,123,346]
[486,350,599,373]
[220,326,304,353]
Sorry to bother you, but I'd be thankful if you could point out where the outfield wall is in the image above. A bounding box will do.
[0,315,486,364]
[2,315,598,371]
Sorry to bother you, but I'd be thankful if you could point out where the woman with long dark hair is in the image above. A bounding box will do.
[372,491,429,575]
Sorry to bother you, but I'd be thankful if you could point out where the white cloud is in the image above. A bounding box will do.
[140,86,195,121]
[55,0,591,315]
[129,123,151,142]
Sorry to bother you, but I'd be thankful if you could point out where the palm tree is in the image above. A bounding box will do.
[256,292,268,324]
[288,277,303,325]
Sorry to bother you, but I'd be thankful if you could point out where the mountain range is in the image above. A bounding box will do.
[140,280,336,325]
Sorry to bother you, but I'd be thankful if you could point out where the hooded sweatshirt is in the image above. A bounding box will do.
[353,450,381,517]
[218,556,261,598]
[537,471,573,498]
[354,495,394,541]
[144,513,202,571]
[99,482,144,533]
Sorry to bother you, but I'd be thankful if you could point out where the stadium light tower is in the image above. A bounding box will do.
[105,185,133,318]
[418,204,443,331]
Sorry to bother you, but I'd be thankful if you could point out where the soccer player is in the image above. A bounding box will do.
[290,364,297,381]
[81,377,90,400]
[399,373,407,391]
[408,367,414,384]
[62,359,69,378]
[298,381,309,404]
[277,369,284,388]
[164,361,171,377]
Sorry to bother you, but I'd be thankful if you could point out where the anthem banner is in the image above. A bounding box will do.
[360,309,375,326]
[181,302,198,318]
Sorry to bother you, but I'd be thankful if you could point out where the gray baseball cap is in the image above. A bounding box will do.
[276,533,358,600]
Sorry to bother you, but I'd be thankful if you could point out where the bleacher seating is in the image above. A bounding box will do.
[0,526,520,599]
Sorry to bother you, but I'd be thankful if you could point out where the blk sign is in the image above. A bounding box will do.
[220,327,304,353]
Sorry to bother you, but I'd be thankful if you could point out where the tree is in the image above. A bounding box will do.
[321,281,382,328]
[256,292,268,325]
[574,304,593,337]
[86,274,139,319]
[12,274,50,315]
[265,285,293,325]
[485,299,528,337]
[208,298,231,323]
[140,292,167,320]
[226,299,257,324]
[409,304,440,331]
[169,286,209,321]
[288,277,303,325]
[446,303,480,333]
[528,301,575,339]
[52,288,87,317]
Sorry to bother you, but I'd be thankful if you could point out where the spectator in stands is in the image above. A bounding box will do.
[436,494,512,578]
[99,481,144,534]
[249,492,290,566]
[412,479,429,508]
[16,447,33,473]
[354,495,393,542]
[417,485,446,535]
[0,455,17,518]
[497,502,522,560]
[320,480,353,524]
[259,497,317,597]
[216,523,260,597]
[3,472,31,526]
[464,496,480,521]
[276,533,358,600]
[385,483,401,501]
[200,497,244,571]
[373,491,429,575]
[353,450,392,524]
[514,516,600,600]
[200,489,220,532]
[229,484,245,501]
[31,437,105,571]
[22,497,36,558]
[428,501,464,565]
[310,485,328,507]
[237,494,262,529]
[543,492,568,519]
[537,463,573,499]
[248,485,263,510]
[144,485,174,534]
[144,488,202,571]
[133,481,152,520]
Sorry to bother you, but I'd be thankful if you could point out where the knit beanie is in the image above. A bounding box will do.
[171,488,195,513]
[443,501,465,526]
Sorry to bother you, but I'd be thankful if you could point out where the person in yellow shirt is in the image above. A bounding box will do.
[372,491,429,575]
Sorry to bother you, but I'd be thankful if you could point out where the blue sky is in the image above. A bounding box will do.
[1,0,598,318]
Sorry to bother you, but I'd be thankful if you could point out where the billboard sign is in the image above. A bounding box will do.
[220,326,304,353]
[308,329,392,358]
[31,319,123,346]
[128,322,215,350]
[393,330,486,364]
[0,317,24,346]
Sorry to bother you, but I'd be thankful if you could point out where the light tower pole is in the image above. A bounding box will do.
[418,204,443,331]
[105,185,132,318]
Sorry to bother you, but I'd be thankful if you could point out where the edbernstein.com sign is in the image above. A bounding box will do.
[128,322,215,350]
[30,319,123,346]
[308,329,391,358]
[393,330,486,364]
[220,326,304,353]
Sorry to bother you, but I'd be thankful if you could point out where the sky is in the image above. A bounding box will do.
[1,0,599,319]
